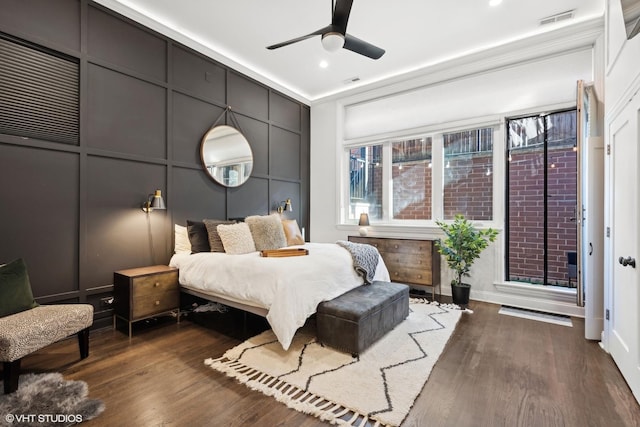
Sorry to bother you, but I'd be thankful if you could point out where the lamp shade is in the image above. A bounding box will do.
[321,32,345,52]
[358,213,370,226]
[150,190,166,209]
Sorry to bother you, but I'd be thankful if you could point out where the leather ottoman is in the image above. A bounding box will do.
[316,281,409,356]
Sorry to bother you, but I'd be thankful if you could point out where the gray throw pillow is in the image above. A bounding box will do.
[203,219,235,252]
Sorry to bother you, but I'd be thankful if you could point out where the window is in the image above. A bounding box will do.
[443,128,494,220]
[344,124,497,224]
[506,109,577,287]
[348,145,382,220]
[0,34,79,145]
[392,138,432,220]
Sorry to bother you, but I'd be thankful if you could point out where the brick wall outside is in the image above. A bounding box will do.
[393,161,432,219]
[508,145,577,286]
[443,152,493,220]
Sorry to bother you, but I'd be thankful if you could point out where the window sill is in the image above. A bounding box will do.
[488,281,583,317]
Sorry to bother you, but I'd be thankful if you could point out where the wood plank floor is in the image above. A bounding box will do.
[4,300,640,426]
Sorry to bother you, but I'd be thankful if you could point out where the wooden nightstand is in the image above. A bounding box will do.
[113,265,180,337]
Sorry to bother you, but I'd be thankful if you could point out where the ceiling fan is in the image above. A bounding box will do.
[266,0,385,60]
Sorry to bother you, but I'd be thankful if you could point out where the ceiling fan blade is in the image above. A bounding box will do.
[343,33,385,59]
[332,0,354,34]
[266,26,331,50]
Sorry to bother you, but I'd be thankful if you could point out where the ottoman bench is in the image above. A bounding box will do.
[316,281,409,356]
[1,304,93,394]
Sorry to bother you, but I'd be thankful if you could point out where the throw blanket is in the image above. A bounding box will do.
[336,240,380,284]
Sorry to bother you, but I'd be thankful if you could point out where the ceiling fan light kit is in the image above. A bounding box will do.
[266,0,385,60]
[321,32,345,52]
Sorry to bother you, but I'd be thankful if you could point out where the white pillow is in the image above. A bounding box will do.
[174,224,191,254]
[217,222,256,254]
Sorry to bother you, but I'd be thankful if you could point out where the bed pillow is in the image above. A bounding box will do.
[174,224,191,254]
[186,220,210,253]
[203,219,234,252]
[0,258,39,317]
[282,219,305,246]
[217,222,256,254]
[245,213,287,251]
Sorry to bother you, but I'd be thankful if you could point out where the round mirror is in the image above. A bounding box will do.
[200,125,253,187]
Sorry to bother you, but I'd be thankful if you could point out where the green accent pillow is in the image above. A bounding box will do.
[0,258,39,317]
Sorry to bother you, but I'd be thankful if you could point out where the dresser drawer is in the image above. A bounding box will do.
[132,271,178,298]
[386,263,433,285]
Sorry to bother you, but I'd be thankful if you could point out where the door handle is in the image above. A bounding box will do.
[618,256,636,268]
[589,243,593,256]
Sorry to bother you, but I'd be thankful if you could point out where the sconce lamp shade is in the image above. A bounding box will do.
[142,189,166,212]
[277,198,293,214]
[358,213,370,226]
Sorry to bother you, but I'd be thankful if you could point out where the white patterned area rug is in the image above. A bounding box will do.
[205,299,462,427]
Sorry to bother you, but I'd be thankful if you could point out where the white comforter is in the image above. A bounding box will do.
[169,242,390,350]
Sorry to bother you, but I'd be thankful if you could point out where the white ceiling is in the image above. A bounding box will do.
[97,0,604,103]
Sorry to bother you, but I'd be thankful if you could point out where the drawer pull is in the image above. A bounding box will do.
[155,300,160,305]
[394,244,399,249]
[154,282,160,287]
[394,272,399,276]
[418,274,422,279]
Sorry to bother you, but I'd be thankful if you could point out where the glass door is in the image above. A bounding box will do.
[506,109,578,287]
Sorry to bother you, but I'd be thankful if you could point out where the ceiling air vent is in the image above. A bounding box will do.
[343,76,361,85]
[539,10,575,26]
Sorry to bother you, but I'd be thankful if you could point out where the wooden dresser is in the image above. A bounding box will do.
[348,236,441,300]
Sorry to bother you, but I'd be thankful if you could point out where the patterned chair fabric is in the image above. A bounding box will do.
[0,304,93,362]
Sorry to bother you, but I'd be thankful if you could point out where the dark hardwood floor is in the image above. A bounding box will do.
[4,300,640,426]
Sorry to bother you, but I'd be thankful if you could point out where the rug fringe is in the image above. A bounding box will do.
[409,297,461,310]
[207,357,395,427]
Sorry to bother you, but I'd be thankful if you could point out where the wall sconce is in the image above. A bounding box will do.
[358,213,370,236]
[142,190,166,213]
[277,198,293,214]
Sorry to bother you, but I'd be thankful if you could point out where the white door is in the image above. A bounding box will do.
[607,93,640,402]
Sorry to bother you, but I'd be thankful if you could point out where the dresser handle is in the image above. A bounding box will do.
[394,244,399,249]
[154,282,160,287]
[394,272,399,276]
[155,300,160,305]
[418,274,422,279]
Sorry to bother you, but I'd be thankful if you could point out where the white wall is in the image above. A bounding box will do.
[310,24,601,317]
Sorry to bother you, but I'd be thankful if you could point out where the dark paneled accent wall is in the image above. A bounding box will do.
[0,0,310,328]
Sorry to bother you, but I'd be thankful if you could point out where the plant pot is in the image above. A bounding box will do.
[451,282,471,306]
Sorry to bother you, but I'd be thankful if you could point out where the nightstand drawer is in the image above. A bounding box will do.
[132,290,179,319]
[132,271,178,298]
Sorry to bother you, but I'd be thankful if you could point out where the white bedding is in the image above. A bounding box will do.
[169,242,390,350]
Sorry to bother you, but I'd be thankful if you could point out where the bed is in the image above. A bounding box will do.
[169,242,390,350]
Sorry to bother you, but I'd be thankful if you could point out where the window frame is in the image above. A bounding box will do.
[341,119,503,228]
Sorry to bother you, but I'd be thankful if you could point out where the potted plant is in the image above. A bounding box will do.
[435,214,498,307]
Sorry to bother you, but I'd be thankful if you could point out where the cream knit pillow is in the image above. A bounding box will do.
[216,222,256,254]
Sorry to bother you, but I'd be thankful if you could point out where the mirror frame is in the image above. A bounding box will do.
[200,124,254,188]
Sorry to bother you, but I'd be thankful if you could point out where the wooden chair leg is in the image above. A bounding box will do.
[77,328,90,359]
[3,360,20,394]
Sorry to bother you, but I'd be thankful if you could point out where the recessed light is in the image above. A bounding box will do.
[319,60,329,68]
[489,0,502,6]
